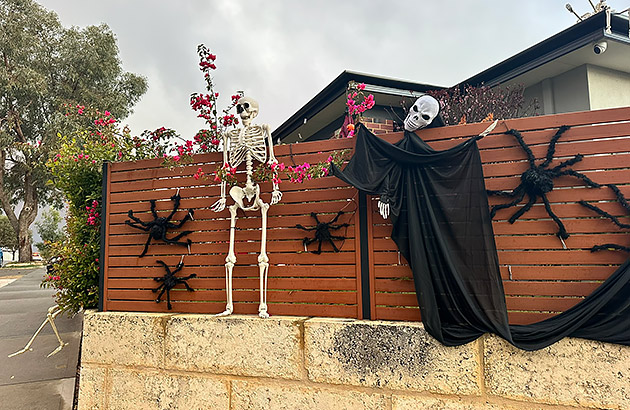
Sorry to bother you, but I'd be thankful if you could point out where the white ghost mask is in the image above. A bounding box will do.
[404,95,440,132]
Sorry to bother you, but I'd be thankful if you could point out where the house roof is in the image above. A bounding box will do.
[461,10,630,88]
[273,9,630,142]
[272,71,442,143]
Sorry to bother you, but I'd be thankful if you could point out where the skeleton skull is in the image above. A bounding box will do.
[236,97,259,126]
[404,95,440,132]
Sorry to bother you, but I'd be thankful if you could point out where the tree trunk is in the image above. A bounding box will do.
[18,223,32,262]
[0,151,38,262]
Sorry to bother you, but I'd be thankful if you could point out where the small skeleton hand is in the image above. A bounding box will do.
[271,189,282,205]
[378,200,390,219]
[211,197,226,212]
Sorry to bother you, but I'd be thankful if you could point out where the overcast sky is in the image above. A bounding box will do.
[35,0,627,140]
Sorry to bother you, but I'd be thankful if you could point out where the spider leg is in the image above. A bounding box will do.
[541,194,569,239]
[550,154,583,172]
[165,194,182,221]
[555,169,601,188]
[328,237,340,252]
[328,211,344,225]
[125,220,150,231]
[489,188,526,218]
[171,261,184,276]
[295,224,316,231]
[310,212,322,225]
[487,189,521,198]
[147,199,158,219]
[167,209,194,229]
[508,195,537,224]
[541,125,570,168]
[330,234,347,240]
[139,234,153,257]
[590,244,630,253]
[607,184,630,212]
[180,274,197,291]
[155,287,166,303]
[165,288,173,310]
[579,200,630,229]
[155,260,170,271]
[329,223,350,231]
[313,238,323,255]
[163,230,193,244]
[152,282,165,292]
[507,129,537,168]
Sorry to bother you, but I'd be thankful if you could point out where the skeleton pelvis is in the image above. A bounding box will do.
[229,184,261,211]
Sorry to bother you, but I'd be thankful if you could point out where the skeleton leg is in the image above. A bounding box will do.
[257,200,270,318]
[216,204,238,316]
[8,306,67,358]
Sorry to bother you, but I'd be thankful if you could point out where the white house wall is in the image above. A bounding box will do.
[587,64,630,110]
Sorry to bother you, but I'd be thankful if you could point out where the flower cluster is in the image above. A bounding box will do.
[213,163,238,186]
[285,149,351,183]
[86,199,100,226]
[193,167,205,180]
[343,82,375,138]
[186,44,243,160]
[252,161,285,185]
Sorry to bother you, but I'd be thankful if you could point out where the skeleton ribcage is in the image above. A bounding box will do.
[228,125,267,167]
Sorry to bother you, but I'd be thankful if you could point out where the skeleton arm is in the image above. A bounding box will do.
[211,132,230,212]
[264,124,282,205]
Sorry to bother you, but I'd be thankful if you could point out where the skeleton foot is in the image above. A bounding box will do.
[258,308,269,319]
[214,306,233,317]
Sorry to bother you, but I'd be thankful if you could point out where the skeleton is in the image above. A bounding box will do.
[211,97,281,318]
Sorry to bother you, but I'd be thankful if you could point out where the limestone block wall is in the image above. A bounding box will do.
[78,311,630,410]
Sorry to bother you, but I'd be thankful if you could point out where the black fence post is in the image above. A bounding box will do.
[358,190,371,319]
[98,161,108,312]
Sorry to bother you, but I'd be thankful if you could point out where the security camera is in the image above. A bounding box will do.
[593,41,607,54]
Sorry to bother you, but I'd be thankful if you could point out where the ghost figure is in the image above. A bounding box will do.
[404,95,440,132]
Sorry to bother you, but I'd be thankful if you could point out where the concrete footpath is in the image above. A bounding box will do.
[0,266,83,410]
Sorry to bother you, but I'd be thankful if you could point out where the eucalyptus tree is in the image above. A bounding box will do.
[0,0,147,261]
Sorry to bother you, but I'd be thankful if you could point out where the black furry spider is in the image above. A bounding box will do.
[125,193,194,257]
[488,126,601,240]
[153,259,196,310]
[295,211,349,254]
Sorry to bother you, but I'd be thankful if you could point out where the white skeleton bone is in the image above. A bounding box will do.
[8,305,68,358]
[211,96,280,318]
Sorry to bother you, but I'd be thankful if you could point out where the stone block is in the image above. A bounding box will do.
[393,395,514,410]
[484,334,630,409]
[165,314,307,379]
[305,318,481,394]
[77,366,106,410]
[107,368,229,410]
[82,311,168,368]
[231,380,388,410]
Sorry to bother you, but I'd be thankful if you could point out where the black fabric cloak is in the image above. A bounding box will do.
[332,123,630,350]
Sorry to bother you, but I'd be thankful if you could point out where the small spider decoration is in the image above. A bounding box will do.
[295,211,350,254]
[580,184,630,253]
[126,192,194,257]
[488,126,601,241]
[153,259,196,310]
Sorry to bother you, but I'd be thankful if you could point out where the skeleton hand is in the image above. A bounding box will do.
[378,200,390,219]
[211,197,226,213]
[271,189,282,205]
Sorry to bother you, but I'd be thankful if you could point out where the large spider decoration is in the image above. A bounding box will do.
[580,184,630,252]
[153,259,196,310]
[125,193,194,257]
[295,211,350,254]
[487,126,601,241]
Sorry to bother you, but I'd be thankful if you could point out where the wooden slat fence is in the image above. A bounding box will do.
[101,107,630,325]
